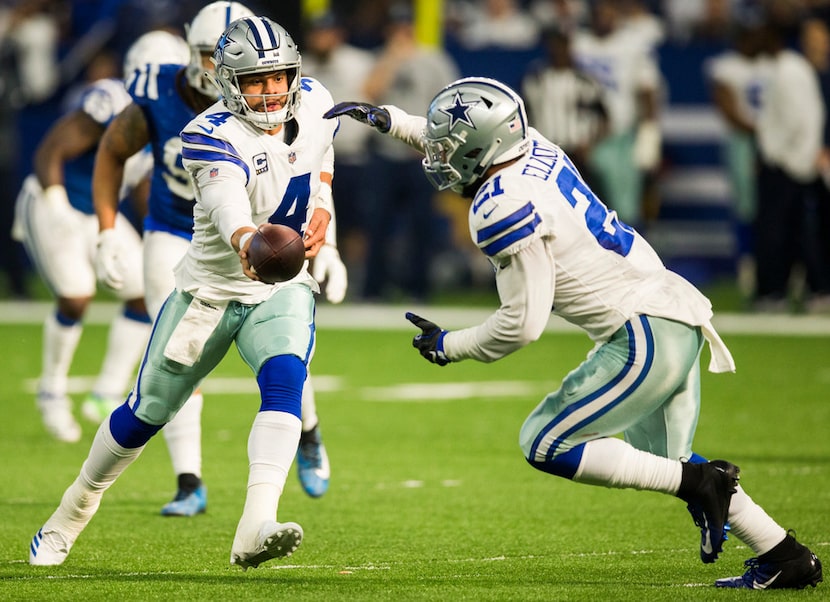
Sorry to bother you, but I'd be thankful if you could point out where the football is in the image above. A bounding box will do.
[246,224,305,284]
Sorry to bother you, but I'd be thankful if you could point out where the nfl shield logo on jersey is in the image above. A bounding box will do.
[288,152,296,164]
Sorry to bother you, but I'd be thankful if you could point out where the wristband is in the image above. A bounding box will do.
[239,231,254,251]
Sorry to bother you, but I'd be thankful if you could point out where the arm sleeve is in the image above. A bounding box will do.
[190,162,254,247]
[443,238,556,362]
[383,105,428,154]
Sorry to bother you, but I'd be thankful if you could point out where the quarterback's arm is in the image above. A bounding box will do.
[443,238,555,362]
[93,103,150,231]
[190,161,255,249]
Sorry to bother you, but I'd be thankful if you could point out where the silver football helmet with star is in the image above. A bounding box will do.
[185,1,254,98]
[422,77,530,193]
[210,15,302,130]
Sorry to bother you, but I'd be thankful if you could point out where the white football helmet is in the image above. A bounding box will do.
[422,77,530,194]
[123,30,190,81]
[211,16,302,130]
[186,1,254,98]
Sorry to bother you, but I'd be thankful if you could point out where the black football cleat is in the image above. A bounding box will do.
[679,459,740,563]
[716,538,823,589]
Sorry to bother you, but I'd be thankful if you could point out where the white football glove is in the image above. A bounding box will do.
[311,244,348,304]
[95,228,127,290]
[633,120,662,171]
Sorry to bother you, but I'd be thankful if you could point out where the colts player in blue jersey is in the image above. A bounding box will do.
[93,2,339,517]
[325,78,823,590]
[11,31,188,443]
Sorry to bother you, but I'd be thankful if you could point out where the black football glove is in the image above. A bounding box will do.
[405,312,450,366]
[323,101,391,133]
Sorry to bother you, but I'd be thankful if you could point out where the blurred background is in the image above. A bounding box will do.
[2,0,830,314]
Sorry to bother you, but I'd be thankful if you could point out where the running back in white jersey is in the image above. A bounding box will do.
[180,77,337,304]
[470,129,714,342]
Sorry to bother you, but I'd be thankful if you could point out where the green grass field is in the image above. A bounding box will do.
[0,310,828,601]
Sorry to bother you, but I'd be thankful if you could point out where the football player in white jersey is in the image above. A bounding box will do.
[570,0,662,228]
[11,30,188,443]
[705,23,770,299]
[29,15,335,570]
[324,78,823,590]
[94,2,339,515]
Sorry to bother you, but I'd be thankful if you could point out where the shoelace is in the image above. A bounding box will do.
[299,441,321,466]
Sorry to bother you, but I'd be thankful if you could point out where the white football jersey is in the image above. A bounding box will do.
[706,50,771,129]
[469,130,715,341]
[571,28,660,134]
[179,77,336,304]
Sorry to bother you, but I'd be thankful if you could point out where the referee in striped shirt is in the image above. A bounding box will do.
[521,27,609,188]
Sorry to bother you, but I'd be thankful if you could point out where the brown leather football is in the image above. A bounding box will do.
[247,224,305,284]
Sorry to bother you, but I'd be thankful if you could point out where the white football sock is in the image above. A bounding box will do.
[163,391,203,478]
[43,420,145,543]
[572,437,682,494]
[232,411,301,553]
[39,311,82,396]
[726,485,787,556]
[300,377,318,432]
[91,312,151,399]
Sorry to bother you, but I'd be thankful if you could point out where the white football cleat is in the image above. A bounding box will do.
[230,521,303,570]
[37,393,81,443]
[29,527,72,566]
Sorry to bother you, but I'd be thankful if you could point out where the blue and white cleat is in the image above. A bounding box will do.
[230,521,303,570]
[716,542,822,589]
[29,527,72,566]
[160,484,207,517]
[37,393,81,443]
[296,426,330,498]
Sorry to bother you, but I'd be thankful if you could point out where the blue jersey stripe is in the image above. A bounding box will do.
[529,316,655,462]
[182,147,251,179]
[181,131,240,157]
[481,213,541,257]
[476,201,535,244]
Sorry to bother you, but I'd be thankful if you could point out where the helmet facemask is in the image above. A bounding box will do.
[421,78,530,194]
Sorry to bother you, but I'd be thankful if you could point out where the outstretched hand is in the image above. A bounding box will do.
[405,312,450,366]
[323,102,391,133]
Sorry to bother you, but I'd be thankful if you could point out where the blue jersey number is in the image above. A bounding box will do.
[268,173,311,233]
[556,166,634,256]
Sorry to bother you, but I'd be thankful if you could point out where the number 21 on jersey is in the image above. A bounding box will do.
[556,163,634,257]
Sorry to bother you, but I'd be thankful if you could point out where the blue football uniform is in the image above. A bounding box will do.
[128,63,199,239]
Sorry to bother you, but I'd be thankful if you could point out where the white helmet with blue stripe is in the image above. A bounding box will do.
[211,16,302,130]
[123,29,189,82]
[422,77,530,194]
[186,1,254,98]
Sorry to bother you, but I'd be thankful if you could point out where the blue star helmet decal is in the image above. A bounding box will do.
[440,91,479,130]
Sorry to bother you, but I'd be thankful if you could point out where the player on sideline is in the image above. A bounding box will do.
[324,77,823,590]
[29,14,336,569]
[11,30,189,443]
[93,1,342,517]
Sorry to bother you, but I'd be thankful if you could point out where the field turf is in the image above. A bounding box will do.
[0,307,828,601]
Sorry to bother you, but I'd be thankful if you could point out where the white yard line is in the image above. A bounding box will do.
[3,301,830,335]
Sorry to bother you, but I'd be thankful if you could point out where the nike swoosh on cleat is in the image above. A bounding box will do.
[701,533,714,556]
[753,570,782,589]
